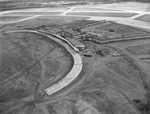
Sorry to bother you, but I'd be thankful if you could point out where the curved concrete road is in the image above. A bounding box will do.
[38,31,83,95]
[5,30,83,96]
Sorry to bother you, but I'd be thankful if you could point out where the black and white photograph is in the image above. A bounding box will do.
[0,0,150,114]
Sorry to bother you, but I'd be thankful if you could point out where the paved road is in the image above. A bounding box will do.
[5,30,83,96]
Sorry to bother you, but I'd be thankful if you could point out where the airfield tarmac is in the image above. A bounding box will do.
[0,2,150,29]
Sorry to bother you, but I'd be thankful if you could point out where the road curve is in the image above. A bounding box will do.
[4,30,83,96]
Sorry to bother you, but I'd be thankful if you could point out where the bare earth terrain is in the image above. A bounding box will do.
[1,2,150,114]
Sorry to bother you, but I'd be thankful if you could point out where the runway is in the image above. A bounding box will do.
[1,4,150,30]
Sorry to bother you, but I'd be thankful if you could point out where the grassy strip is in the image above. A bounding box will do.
[73,7,122,12]
[67,12,137,18]
[135,14,150,22]
[3,12,62,16]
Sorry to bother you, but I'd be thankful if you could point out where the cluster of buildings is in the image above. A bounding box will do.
[7,19,150,57]
[28,19,150,56]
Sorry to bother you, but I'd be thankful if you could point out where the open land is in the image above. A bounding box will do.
[135,14,150,22]
[2,12,62,16]
[67,12,137,18]
[0,16,29,21]
[98,2,150,12]
[0,15,32,24]
[73,7,122,12]
[0,31,73,106]
[1,2,150,114]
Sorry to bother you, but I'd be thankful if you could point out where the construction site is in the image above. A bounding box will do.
[1,1,150,114]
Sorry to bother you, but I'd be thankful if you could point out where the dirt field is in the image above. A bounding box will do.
[1,10,150,113]
[125,43,150,55]
[105,58,146,89]
[40,56,147,114]
[0,16,88,32]
[0,31,73,103]
[67,12,137,18]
